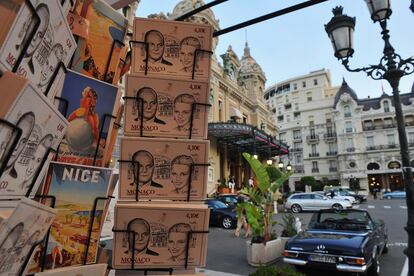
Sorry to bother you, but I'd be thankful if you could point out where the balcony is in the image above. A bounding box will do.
[383,124,394,129]
[363,125,375,131]
[346,147,356,152]
[309,153,320,158]
[326,151,337,156]
[312,168,319,173]
[323,133,337,141]
[306,135,319,143]
[385,144,397,149]
[291,148,303,152]
[366,146,379,151]
[294,165,304,174]
[329,167,338,172]
[293,136,303,142]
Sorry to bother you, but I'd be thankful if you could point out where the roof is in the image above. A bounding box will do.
[333,78,359,107]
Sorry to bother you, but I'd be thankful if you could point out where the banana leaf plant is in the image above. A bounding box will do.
[239,152,291,243]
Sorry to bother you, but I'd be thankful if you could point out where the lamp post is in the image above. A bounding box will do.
[411,0,414,13]
[325,2,414,272]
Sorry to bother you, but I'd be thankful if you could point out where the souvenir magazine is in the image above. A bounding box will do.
[0,0,76,99]
[124,76,209,139]
[0,197,56,276]
[36,161,113,271]
[55,69,121,167]
[131,18,212,81]
[35,263,107,276]
[71,0,127,84]
[0,71,68,198]
[119,137,209,201]
[112,202,209,269]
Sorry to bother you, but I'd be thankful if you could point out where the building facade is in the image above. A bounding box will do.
[265,69,414,194]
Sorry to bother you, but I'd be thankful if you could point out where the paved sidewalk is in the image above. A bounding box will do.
[196,268,244,276]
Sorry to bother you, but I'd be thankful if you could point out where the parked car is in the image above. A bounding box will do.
[285,192,352,213]
[324,191,357,204]
[325,187,367,203]
[284,209,388,275]
[383,190,406,199]
[215,194,239,208]
[205,199,237,229]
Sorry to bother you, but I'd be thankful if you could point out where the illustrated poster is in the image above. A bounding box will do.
[0,0,76,99]
[55,69,120,167]
[124,76,209,139]
[38,161,112,270]
[0,72,68,198]
[113,203,209,269]
[71,0,127,84]
[119,137,209,201]
[0,198,56,276]
[131,18,212,81]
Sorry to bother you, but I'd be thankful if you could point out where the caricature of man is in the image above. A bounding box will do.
[2,112,36,179]
[144,30,172,65]
[131,150,163,188]
[173,94,195,132]
[0,222,25,272]
[127,218,159,256]
[170,155,193,194]
[134,87,166,125]
[167,223,191,262]
[67,86,99,145]
[179,36,201,73]
[37,44,64,90]
[16,4,50,74]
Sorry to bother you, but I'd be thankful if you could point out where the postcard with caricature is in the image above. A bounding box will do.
[119,137,209,201]
[0,197,56,276]
[0,0,76,100]
[55,70,121,167]
[124,76,209,139]
[36,161,113,270]
[113,203,209,269]
[131,18,212,81]
[71,0,127,84]
[35,263,107,276]
[0,71,68,198]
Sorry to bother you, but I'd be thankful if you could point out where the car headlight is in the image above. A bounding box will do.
[283,251,299,258]
[343,257,366,266]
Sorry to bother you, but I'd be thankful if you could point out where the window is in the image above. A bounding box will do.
[278,107,282,114]
[306,92,312,102]
[366,136,374,146]
[312,161,318,169]
[294,142,302,149]
[328,143,336,152]
[344,105,351,117]
[295,154,302,163]
[277,115,284,122]
[293,130,301,139]
[218,100,223,121]
[346,138,354,149]
[295,103,299,111]
[286,115,291,122]
[408,132,414,143]
[279,133,286,142]
[310,128,316,136]
[243,115,248,124]
[311,144,317,154]
[329,160,337,168]
[302,81,306,88]
[326,126,333,135]
[294,112,301,119]
[387,134,395,145]
[384,118,393,127]
[293,83,297,90]
[384,101,390,112]
[314,79,318,86]
[345,121,353,133]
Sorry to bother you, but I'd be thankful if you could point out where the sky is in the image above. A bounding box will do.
[135,0,414,99]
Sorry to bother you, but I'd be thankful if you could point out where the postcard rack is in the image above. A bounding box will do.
[0,118,23,178]
[44,62,68,97]
[92,113,118,166]
[111,227,209,271]
[103,39,126,82]
[122,96,211,139]
[25,148,57,197]
[12,0,40,74]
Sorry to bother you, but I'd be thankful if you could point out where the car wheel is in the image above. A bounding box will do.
[367,257,380,276]
[385,195,392,200]
[291,204,302,213]
[222,216,233,229]
[332,203,343,210]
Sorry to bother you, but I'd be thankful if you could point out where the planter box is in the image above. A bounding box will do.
[218,187,231,194]
[246,238,283,267]
[280,237,291,251]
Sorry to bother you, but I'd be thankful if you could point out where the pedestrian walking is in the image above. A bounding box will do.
[228,176,236,193]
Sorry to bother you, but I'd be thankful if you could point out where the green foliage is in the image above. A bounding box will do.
[300,176,316,187]
[249,265,305,276]
[281,212,298,237]
[239,153,292,242]
[266,166,282,183]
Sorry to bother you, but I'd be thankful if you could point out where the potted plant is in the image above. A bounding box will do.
[217,179,230,194]
[280,212,299,249]
[239,152,291,266]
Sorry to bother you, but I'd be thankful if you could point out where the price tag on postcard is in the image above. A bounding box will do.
[67,12,90,39]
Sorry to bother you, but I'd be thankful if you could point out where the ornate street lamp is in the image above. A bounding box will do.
[286,162,292,172]
[278,160,284,169]
[411,0,414,13]
[325,3,414,273]
[267,159,273,165]
[253,154,258,159]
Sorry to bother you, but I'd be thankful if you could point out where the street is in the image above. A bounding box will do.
[205,198,408,276]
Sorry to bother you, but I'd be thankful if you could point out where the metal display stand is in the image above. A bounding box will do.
[44,62,67,97]
[92,113,117,166]
[0,119,23,178]
[103,39,126,82]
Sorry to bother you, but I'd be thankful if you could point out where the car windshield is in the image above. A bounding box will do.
[310,210,373,231]
[209,200,228,209]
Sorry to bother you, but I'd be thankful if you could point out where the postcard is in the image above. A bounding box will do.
[0,0,76,99]
[35,263,107,276]
[112,203,209,269]
[124,76,209,139]
[70,0,127,84]
[0,197,56,276]
[131,18,212,81]
[37,161,113,270]
[0,71,68,198]
[119,137,209,201]
[55,69,121,167]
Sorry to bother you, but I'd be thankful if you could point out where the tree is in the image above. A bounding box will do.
[300,176,317,190]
